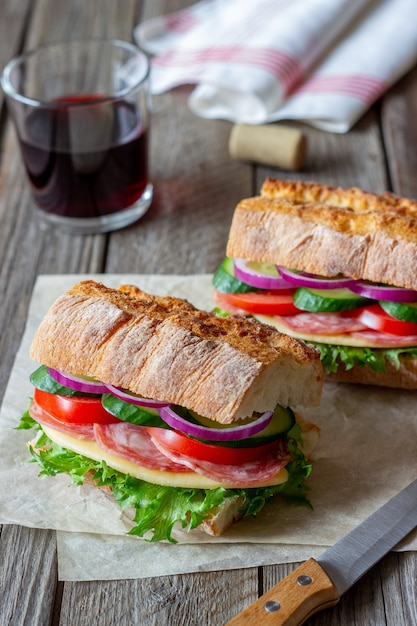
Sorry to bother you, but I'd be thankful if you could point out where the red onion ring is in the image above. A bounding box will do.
[277,266,357,290]
[233,259,293,290]
[159,406,273,441]
[105,384,169,408]
[47,368,108,394]
[349,281,417,303]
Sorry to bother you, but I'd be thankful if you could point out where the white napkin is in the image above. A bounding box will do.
[135,0,417,133]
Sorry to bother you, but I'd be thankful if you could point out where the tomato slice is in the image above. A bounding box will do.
[33,388,119,424]
[213,288,298,315]
[146,426,284,465]
[351,304,417,336]
[30,398,96,439]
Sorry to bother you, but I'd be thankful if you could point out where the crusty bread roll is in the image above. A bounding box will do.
[30,280,323,422]
[223,178,417,390]
[226,194,417,291]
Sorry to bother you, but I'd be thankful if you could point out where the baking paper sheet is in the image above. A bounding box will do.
[0,274,416,581]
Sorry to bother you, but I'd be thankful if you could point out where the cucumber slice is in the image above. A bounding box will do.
[189,404,295,447]
[101,394,166,427]
[250,405,295,439]
[380,300,417,323]
[294,287,369,312]
[212,257,259,294]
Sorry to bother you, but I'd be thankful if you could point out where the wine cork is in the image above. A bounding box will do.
[229,123,307,171]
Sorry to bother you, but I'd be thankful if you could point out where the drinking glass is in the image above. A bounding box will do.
[1,39,153,234]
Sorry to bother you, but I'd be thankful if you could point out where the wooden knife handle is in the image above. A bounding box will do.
[225,558,340,626]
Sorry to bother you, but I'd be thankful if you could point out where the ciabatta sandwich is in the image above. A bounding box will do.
[213,178,417,389]
[19,280,322,542]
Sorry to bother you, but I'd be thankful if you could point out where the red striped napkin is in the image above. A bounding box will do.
[135,0,417,133]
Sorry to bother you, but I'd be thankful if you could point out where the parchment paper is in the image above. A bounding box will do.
[1,274,416,581]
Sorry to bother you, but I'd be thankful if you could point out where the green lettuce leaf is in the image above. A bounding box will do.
[312,342,417,375]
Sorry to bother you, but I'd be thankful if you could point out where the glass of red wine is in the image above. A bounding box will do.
[1,39,153,234]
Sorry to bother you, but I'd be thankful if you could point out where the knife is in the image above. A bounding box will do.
[226,476,417,625]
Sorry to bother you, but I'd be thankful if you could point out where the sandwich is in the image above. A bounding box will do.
[19,279,323,542]
[213,177,417,389]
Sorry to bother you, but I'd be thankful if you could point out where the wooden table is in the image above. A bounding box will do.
[1,1,417,624]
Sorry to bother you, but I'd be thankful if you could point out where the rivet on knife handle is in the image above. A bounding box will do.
[225,558,339,626]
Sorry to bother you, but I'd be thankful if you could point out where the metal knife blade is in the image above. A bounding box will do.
[316,475,417,596]
[226,476,417,625]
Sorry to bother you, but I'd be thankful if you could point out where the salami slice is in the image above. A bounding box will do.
[93,422,189,472]
[150,436,291,487]
[350,330,417,347]
[29,400,95,440]
[274,312,367,335]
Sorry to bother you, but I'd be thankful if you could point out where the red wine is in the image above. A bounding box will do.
[19,94,149,219]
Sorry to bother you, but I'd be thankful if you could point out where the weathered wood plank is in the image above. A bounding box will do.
[381,552,417,625]
[381,64,417,200]
[0,526,57,626]
[26,0,141,48]
[59,569,256,626]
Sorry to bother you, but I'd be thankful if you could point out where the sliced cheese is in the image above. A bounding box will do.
[254,314,409,348]
[41,424,289,490]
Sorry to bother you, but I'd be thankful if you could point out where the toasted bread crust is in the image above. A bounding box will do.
[118,282,315,364]
[261,177,417,216]
[226,183,417,289]
[30,281,323,422]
